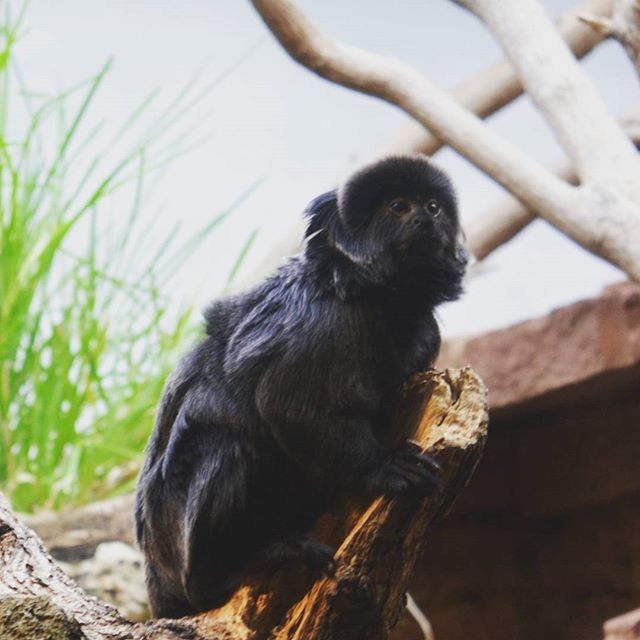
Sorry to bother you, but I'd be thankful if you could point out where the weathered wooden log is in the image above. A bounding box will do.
[0,367,488,640]
[604,607,640,640]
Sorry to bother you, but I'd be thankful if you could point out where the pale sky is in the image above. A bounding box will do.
[14,0,640,337]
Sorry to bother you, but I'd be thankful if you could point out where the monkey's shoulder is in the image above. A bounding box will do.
[217,261,349,353]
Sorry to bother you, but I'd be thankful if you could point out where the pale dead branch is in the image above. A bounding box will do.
[250,0,640,281]
[603,606,640,640]
[240,0,615,289]
[380,0,613,156]
[469,109,640,261]
[580,0,640,74]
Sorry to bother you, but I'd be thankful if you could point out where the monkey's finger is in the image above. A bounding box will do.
[323,557,337,577]
[389,467,441,494]
[415,452,442,475]
[397,452,443,488]
[403,439,424,453]
[406,440,442,466]
[303,547,336,579]
[401,443,442,473]
[391,459,442,490]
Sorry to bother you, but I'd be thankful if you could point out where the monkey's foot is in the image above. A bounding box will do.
[367,440,442,496]
[260,536,336,579]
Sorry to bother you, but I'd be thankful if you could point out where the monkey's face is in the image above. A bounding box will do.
[370,187,457,257]
[331,156,466,287]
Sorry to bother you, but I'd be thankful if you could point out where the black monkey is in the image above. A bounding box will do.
[134,155,467,618]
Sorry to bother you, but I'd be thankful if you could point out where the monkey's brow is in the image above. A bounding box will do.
[381,193,415,201]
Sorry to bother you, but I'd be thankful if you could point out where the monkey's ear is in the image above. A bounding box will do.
[330,226,383,267]
[303,188,383,269]
[303,190,339,246]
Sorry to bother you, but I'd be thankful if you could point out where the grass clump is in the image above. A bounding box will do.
[0,7,254,511]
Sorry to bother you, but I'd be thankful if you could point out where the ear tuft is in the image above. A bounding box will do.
[303,190,339,239]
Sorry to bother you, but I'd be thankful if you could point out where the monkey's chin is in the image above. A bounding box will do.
[399,232,439,258]
[398,239,455,273]
[396,227,431,250]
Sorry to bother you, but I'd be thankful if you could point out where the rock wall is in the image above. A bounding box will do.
[394,282,640,640]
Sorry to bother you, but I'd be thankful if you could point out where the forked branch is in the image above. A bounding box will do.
[458,0,637,183]
[580,0,640,74]
[241,0,615,289]
[380,0,613,156]
[469,109,640,260]
[251,0,640,281]
[250,0,574,219]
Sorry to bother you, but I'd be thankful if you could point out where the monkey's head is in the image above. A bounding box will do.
[304,155,467,302]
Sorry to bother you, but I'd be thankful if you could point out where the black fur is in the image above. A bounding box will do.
[134,155,467,617]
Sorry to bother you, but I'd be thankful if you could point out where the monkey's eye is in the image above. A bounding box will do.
[388,198,412,215]
[427,199,441,216]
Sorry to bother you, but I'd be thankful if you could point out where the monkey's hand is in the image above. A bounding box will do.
[259,536,336,579]
[365,440,442,496]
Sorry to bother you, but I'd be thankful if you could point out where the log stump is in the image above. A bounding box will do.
[0,367,488,640]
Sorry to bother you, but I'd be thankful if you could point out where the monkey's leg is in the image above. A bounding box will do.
[146,562,194,619]
[148,410,252,613]
[183,514,327,611]
[182,448,333,610]
[182,465,257,611]
[257,535,336,578]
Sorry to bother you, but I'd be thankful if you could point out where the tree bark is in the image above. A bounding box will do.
[0,368,488,640]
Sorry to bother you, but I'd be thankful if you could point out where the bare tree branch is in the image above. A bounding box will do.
[454,1,640,279]
[405,593,435,640]
[239,0,613,290]
[250,0,576,230]
[469,109,640,261]
[457,0,638,184]
[380,0,613,156]
[603,606,640,640]
[250,0,640,281]
[580,0,640,75]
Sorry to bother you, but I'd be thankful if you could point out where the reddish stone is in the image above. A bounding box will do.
[394,282,640,640]
[438,281,640,413]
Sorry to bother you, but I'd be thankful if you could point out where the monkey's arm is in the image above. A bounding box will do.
[255,357,438,496]
[224,286,439,496]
